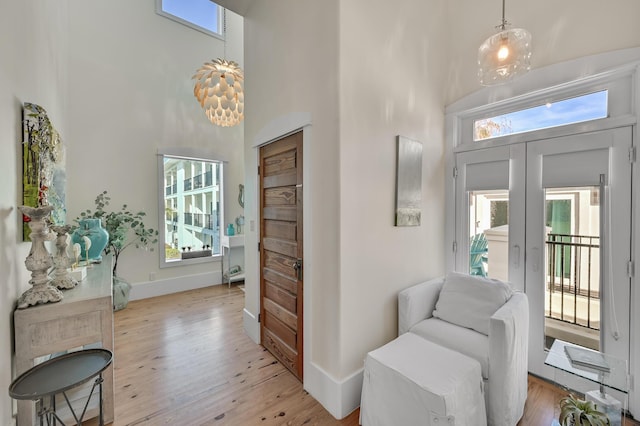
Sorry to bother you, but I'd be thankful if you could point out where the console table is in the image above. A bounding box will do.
[13,257,115,426]
[221,235,244,287]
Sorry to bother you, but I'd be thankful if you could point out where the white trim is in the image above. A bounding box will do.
[304,362,363,419]
[252,112,312,148]
[129,270,222,300]
[242,308,260,343]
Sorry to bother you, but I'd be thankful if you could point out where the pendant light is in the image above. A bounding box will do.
[193,9,244,127]
[477,0,532,86]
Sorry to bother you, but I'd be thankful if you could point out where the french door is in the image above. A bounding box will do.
[454,127,632,386]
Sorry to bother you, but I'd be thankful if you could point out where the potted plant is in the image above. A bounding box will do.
[559,394,611,426]
[76,191,158,310]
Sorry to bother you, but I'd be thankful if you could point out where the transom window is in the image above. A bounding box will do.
[156,0,222,38]
[474,90,608,141]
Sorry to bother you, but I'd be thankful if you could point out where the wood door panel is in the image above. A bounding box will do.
[264,298,297,331]
[263,206,297,222]
[263,237,297,258]
[263,269,297,295]
[263,311,296,349]
[264,251,296,279]
[260,130,303,381]
[264,220,297,241]
[261,135,299,157]
[265,282,296,313]
[263,329,297,373]
[263,172,296,188]
[264,150,296,176]
[264,187,296,206]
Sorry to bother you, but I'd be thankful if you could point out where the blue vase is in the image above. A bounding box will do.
[71,218,109,262]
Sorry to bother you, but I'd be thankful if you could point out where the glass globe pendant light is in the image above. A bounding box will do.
[193,9,244,127]
[478,0,532,86]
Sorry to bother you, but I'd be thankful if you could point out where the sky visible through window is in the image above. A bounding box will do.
[161,0,219,34]
[474,90,608,141]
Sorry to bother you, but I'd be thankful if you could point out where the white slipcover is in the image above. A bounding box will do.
[398,276,529,426]
[360,332,487,426]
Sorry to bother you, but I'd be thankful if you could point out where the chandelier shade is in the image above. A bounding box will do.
[477,0,532,86]
[193,58,244,127]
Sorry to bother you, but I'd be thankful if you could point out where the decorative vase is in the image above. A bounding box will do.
[113,276,131,311]
[71,218,109,263]
[49,224,78,290]
[17,205,63,309]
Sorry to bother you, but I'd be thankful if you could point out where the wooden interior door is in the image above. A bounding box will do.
[259,131,303,380]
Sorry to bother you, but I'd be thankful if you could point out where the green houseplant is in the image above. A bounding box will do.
[559,394,611,426]
[76,191,158,310]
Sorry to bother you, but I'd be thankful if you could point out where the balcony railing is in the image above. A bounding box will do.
[183,212,216,230]
[165,183,177,195]
[182,171,214,193]
[545,233,600,331]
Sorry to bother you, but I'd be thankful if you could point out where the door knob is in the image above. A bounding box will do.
[293,259,302,281]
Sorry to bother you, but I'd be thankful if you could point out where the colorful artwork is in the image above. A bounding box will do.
[22,103,66,240]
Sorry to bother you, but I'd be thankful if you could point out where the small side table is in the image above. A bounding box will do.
[9,349,113,426]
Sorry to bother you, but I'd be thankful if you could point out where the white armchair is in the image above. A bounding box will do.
[398,274,529,426]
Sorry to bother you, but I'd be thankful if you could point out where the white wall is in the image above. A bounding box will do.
[338,0,447,376]
[445,0,640,104]
[0,1,69,423]
[242,0,342,402]
[65,0,245,288]
[243,0,447,417]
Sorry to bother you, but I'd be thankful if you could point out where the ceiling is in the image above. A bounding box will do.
[215,0,255,17]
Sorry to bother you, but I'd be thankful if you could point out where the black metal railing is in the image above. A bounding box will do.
[182,172,213,193]
[165,183,177,195]
[183,212,216,230]
[545,233,600,330]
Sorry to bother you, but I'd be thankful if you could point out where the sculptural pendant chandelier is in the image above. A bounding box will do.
[192,10,244,127]
[477,0,532,86]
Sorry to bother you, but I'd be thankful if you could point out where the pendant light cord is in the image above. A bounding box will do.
[223,8,227,60]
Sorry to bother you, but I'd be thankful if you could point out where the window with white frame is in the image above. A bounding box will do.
[158,154,224,268]
[156,0,222,38]
[473,90,608,141]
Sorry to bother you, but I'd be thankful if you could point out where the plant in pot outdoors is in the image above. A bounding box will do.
[559,394,611,426]
[76,191,158,311]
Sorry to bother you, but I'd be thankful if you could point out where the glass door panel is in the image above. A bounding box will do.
[468,190,509,281]
[544,186,601,352]
[526,128,631,395]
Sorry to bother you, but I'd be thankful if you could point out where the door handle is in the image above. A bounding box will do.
[512,245,520,268]
[531,247,540,272]
[293,258,303,281]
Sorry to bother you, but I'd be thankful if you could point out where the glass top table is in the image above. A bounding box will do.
[544,339,628,395]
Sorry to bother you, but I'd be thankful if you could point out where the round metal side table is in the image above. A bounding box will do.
[9,348,113,426]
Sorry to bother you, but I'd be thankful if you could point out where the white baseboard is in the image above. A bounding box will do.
[129,271,222,300]
[243,308,260,344]
[304,362,363,420]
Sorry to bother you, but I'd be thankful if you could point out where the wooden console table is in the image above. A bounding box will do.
[13,257,115,426]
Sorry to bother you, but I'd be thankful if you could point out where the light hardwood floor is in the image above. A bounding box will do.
[88,284,636,426]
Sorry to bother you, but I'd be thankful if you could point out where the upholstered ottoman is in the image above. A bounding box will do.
[360,332,487,426]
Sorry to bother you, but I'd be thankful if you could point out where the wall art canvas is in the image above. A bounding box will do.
[22,102,66,240]
[395,136,422,226]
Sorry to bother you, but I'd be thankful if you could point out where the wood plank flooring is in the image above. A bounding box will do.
[87,284,636,426]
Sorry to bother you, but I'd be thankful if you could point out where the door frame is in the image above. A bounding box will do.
[248,113,313,384]
[445,51,640,416]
